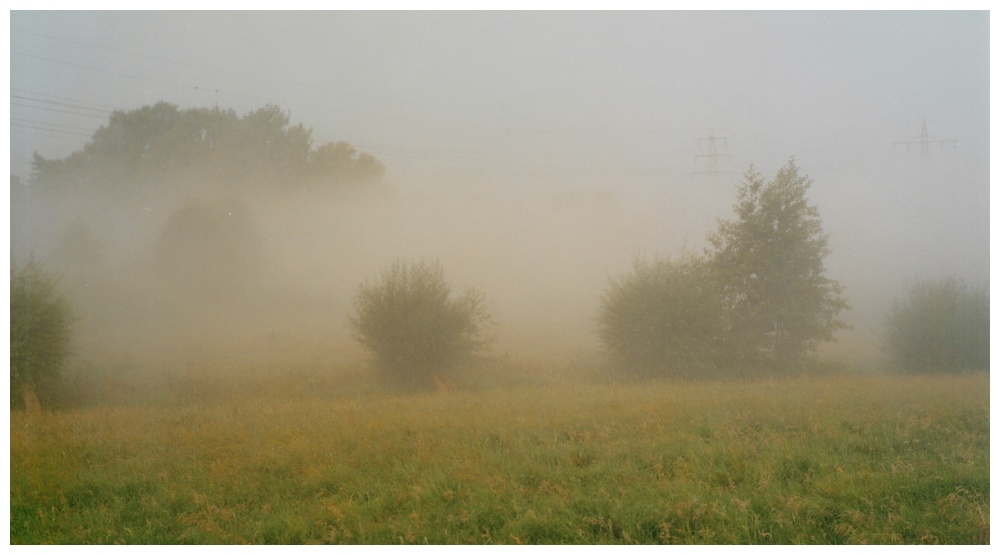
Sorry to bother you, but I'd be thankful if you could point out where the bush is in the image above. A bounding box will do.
[884,277,989,374]
[347,260,494,391]
[598,255,725,380]
[10,260,74,410]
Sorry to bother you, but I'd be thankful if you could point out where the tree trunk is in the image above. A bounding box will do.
[22,381,42,415]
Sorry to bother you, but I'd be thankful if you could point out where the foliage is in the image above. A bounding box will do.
[599,159,848,379]
[151,197,263,302]
[597,255,725,379]
[883,277,989,373]
[10,260,74,410]
[49,221,106,271]
[30,102,385,196]
[706,159,848,372]
[348,260,494,391]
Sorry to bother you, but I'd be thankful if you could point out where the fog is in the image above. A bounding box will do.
[8,11,990,386]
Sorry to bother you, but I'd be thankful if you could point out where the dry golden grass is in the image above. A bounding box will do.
[10,371,989,544]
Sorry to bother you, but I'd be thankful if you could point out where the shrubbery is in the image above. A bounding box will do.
[10,260,74,411]
[884,277,989,373]
[598,160,848,380]
[598,255,724,379]
[348,260,494,391]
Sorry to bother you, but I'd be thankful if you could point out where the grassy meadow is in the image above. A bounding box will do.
[10,369,989,544]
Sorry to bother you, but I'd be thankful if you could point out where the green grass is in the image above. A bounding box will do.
[10,372,989,544]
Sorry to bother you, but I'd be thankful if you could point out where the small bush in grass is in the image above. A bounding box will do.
[10,260,74,410]
[347,260,494,391]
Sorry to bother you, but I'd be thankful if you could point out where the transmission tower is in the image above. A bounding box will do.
[893,119,957,160]
[693,131,731,186]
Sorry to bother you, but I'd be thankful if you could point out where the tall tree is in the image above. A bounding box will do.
[707,159,848,372]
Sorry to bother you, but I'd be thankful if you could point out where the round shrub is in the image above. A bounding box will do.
[348,260,493,391]
[884,277,989,373]
[598,255,725,380]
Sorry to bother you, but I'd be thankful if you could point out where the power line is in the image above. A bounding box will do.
[11,118,96,133]
[10,100,110,120]
[10,50,436,131]
[11,87,118,110]
[11,94,110,115]
[10,86,672,181]
[11,27,685,140]
[11,125,92,138]
[11,51,267,104]
[10,27,576,133]
[10,118,93,137]
[9,37,684,181]
[10,27,711,189]
[10,127,87,142]
[11,27,412,108]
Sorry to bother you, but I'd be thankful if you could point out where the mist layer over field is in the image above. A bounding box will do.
[13,156,982,398]
[9,11,989,401]
[11,176,724,386]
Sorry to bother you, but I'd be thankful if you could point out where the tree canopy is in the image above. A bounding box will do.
[30,102,385,197]
[707,159,848,371]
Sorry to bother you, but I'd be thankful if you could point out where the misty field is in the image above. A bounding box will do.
[10,371,988,545]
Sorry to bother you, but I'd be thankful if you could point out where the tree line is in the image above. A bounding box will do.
[9,102,990,406]
[351,160,988,389]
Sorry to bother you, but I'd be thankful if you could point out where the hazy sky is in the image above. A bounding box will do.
[11,11,989,181]
[7,10,992,351]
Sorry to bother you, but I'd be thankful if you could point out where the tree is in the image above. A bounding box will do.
[49,221,105,271]
[151,197,263,304]
[347,260,494,391]
[30,102,384,195]
[706,159,848,372]
[10,260,74,411]
[883,277,989,373]
[598,254,725,380]
[305,141,386,189]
